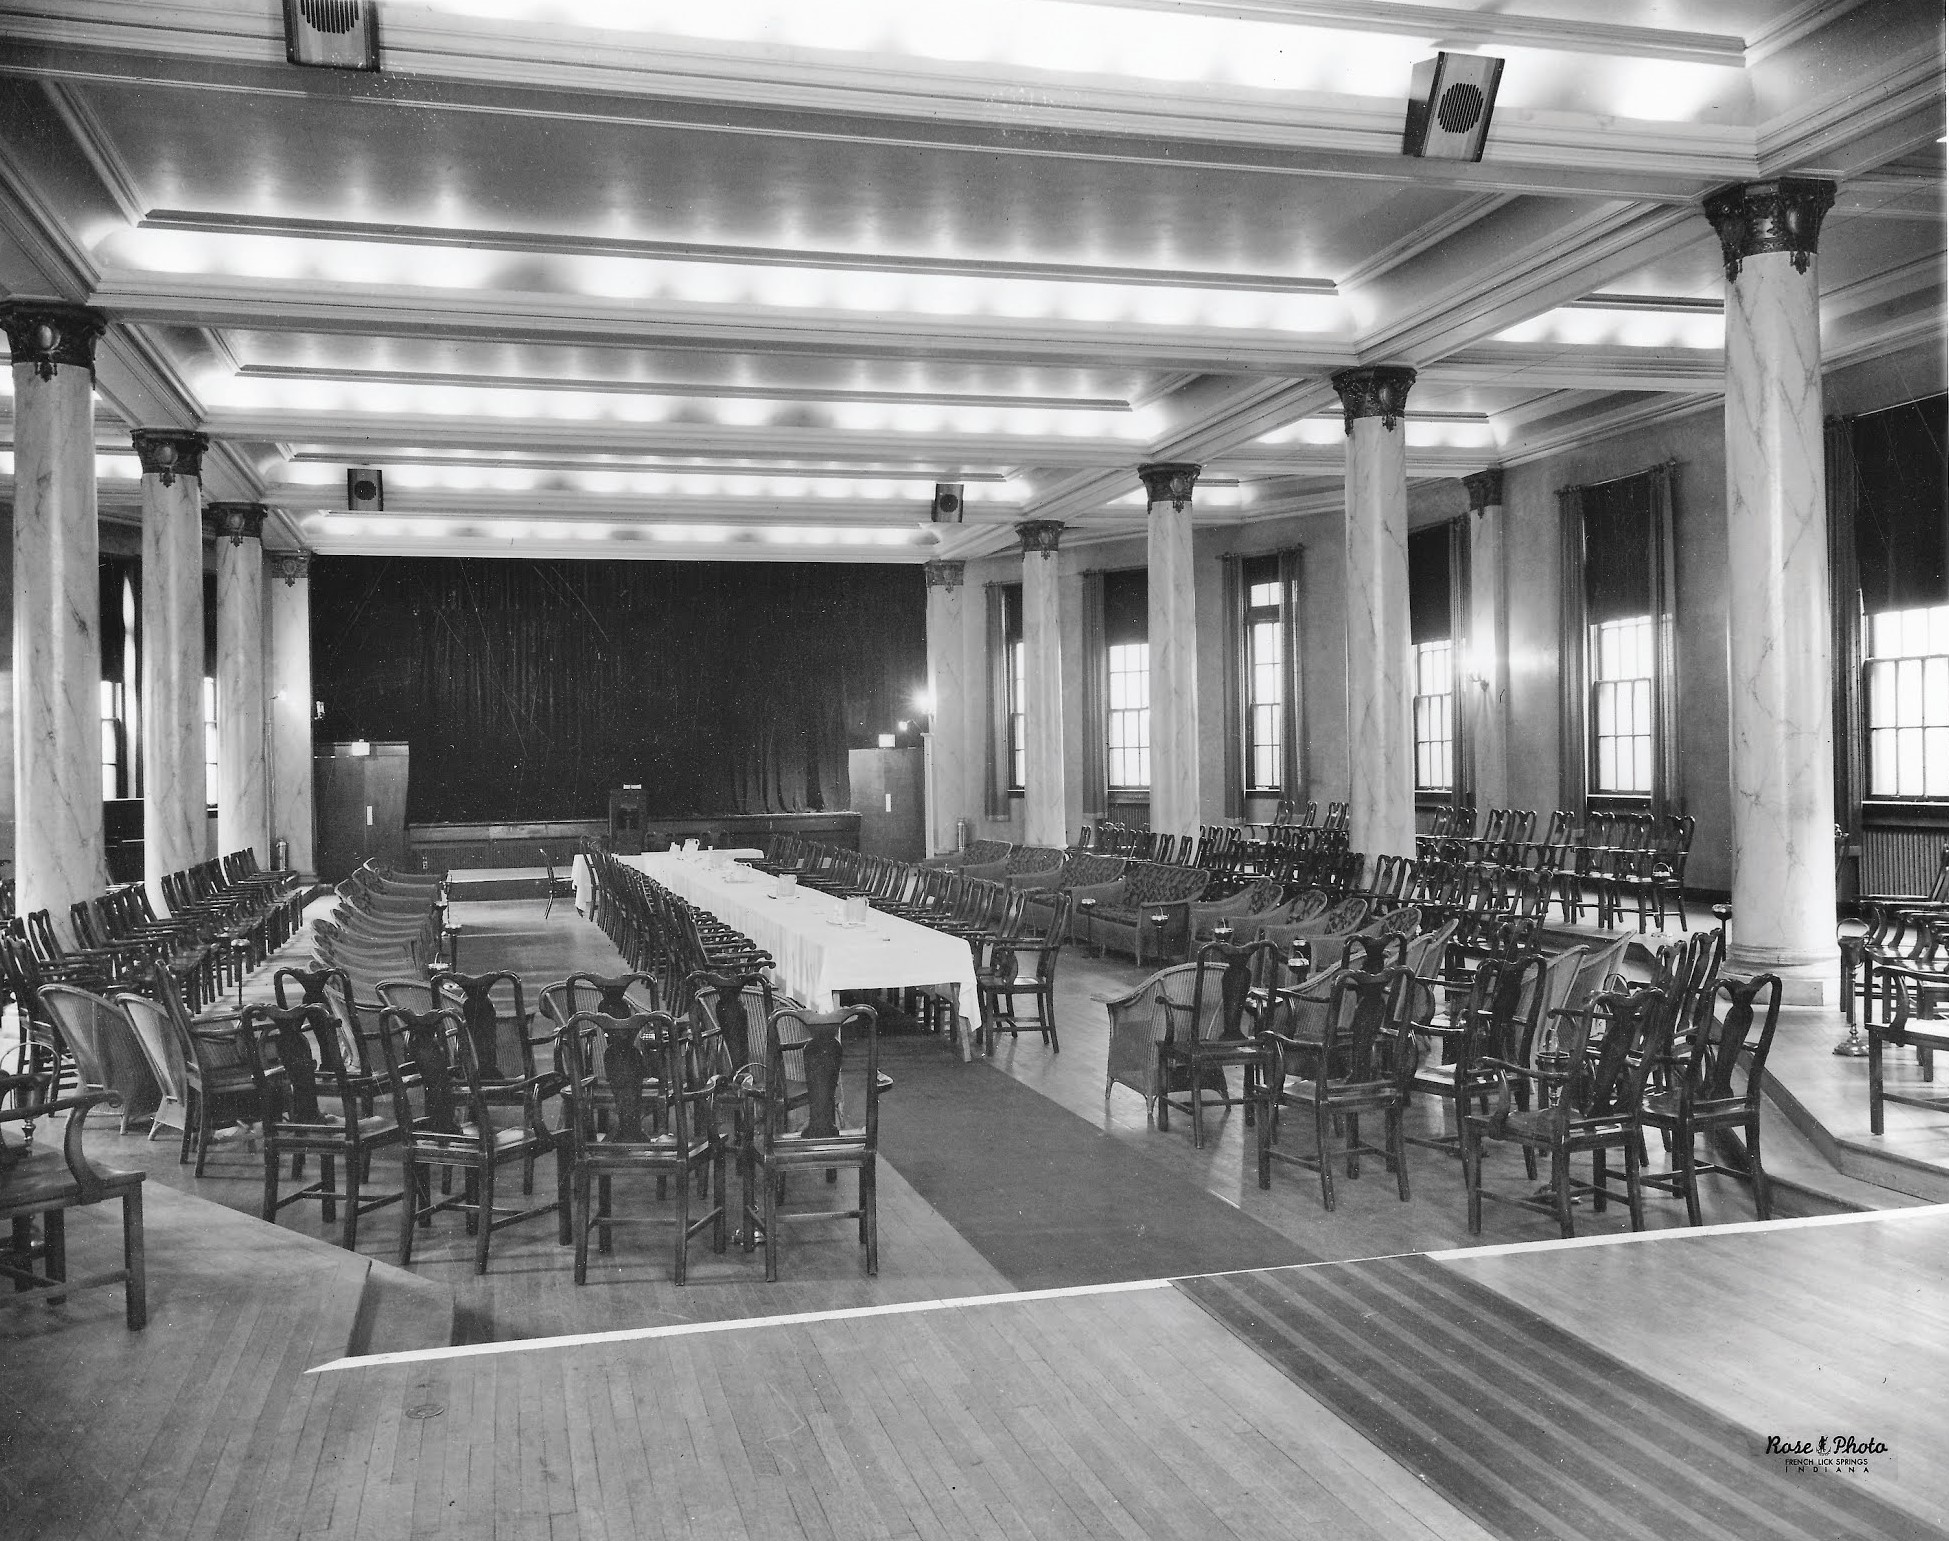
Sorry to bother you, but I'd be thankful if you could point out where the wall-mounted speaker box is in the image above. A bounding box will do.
[1403,52,1504,162]
[347,468,385,510]
[931,483,965,523]
[283,0,379,70]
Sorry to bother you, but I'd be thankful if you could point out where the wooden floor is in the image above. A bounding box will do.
[6,893,1948,1539]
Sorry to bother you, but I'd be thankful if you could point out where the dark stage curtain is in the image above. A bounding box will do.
[311,557,926,823]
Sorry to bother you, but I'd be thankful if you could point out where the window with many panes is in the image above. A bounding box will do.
[1106,641,1150,788]
[1244,565,1283,790]
[1408,525,1455,792]
[1412,641,1454,791]
[1591,614,1654,794]
[1866,603,1949,798]
[204,675,220,803]
[1006,636,1026,790]
[100,681,123,801]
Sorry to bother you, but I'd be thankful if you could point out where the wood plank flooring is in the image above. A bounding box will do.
[1436,1209,1949,1529]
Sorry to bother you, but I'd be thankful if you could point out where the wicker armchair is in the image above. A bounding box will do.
[1188,876,1289,948]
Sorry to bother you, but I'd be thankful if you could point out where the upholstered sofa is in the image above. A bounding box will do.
[995,845,1065,884]
[1018,849,1126,905]
[921,838,1014,876]
[1068,860,1211,966]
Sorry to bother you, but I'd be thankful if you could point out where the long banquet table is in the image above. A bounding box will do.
[631,851,983,1060]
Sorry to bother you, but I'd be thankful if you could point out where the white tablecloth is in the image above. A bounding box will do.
[572,849,763,914]
[636,852,980,1053]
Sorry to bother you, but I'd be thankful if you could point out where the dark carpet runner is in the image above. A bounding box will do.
[875,1040,1314,1289]
[1177,1254,1940,1541]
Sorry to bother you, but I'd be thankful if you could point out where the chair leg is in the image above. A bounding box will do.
[572,1169,590,1286]
[1624,1138,1645,1231]
[474,1164,495,1275]
[674,1156,691,1286]
[1391,1110,1410,1202]
[122,1188,146,1331]
[1677,1121,1702,1227]
[1315,1103,1335,1212]
[1747,1113,1771,1221]
[1464,1128,1483,1234]
[320,1154,336,1225]
[762,1161,780,1283]
[1551,1151,1575,1239]
[1869,1031,1885,1135]
[261,1141,281,1224]
[862,1156,879,1276]
[1592,1147,1608,1213]
[1345,1112,1361,1179]
[597,1176,613,1253]
[711,1146,727,1255]
[398,1159,420,1268]
[179,1094,195,1166]
[343,1151,362,1251]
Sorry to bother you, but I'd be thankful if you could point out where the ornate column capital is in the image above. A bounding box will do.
[131,428,211,488]
[269,550,312,587]
[1015,519,1065,555]
[1330,365,1417,434]
[1,301,107,381]
[1137,462,1202,513]
[1462,468,1505,511]
[206,502,270,546]
[923,559,966,589]
[1701,177,1836,282]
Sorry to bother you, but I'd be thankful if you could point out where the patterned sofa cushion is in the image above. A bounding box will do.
[1004,845,1066,876]
[963,839,1014,866]
[1121,862,1211,908]
[1059,852,1128,889]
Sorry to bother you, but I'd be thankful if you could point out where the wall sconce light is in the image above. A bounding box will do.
[913,689,936,715]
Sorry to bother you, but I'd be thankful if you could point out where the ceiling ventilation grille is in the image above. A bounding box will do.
[283,0,379,70]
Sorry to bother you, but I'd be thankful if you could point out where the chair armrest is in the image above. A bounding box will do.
[1066,879,1127,906]
[1009,869,1063,893]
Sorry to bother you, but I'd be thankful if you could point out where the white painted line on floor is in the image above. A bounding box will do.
[308,1275,1172,1375]
[1425,1200,1949,1261]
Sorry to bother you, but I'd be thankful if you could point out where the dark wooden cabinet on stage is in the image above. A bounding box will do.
[315,741,411,881]
[608,787,647,853]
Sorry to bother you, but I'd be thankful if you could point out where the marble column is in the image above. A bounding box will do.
[133,428,211,909]
[1463,468,1510,809]
[1333,365,1418,862]
[3,302,109,921]
[266,550,316,875]
[922,559,969,856]
[1140,462,1202,839]
[209,502,270,865]
[1705,177,1839,977]
[1017,521,1068,849]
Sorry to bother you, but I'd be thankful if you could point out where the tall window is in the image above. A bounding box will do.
[1409,525,1456,792]
[1243,559,1283,790]
[1866,603,1949,798]
[1566,464,1674,807]
[100,681,124,801]
[1106,642,1150,788]
[1854,396,1949,802]
[1412,641,1454,792]
[1006,634,1026,790]
[1591,614,1654,794]
[204,675,220,803]
[1101,567,1149,791]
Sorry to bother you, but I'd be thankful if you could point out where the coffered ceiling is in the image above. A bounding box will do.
[0,0,1942,561]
